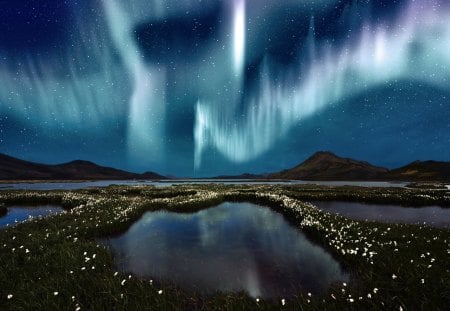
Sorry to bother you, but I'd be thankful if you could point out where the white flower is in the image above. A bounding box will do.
[121,279,126,286]
[158,290,163,295]
[7,294,13,299]
[256,298,260,303]
[421,278,425,284]
[281,298,286,306]
[392,274,397,279]
[54,292,59,296]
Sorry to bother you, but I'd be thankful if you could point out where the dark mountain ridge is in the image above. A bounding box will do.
[1,152,449,182]
[384,160,450,182]
[212,152,450,182]
[268,151,388,180]
[0,153,165,180]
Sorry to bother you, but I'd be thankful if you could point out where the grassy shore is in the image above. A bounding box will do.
[0,185,449,310]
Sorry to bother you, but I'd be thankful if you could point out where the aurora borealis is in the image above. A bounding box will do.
[0,0,449,176]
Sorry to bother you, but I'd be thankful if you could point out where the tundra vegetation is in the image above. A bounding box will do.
[0,184,449,310]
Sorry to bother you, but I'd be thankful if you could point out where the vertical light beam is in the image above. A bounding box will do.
[233,0,246,76]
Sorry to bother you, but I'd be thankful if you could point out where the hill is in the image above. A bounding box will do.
[0,153,165,180]
[385,160,450,182]
[268,151,389,180]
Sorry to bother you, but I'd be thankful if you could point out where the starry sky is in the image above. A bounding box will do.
[0,0,449,177]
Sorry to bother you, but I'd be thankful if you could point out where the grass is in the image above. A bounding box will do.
[406,182,449,190]
[0,185,449,310]
[0,203,6,217]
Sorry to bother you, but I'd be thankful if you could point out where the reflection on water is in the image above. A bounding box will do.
[104,202,348,298]
[311,201,450,228]
[0,205,64,228]
[0,179,407,190]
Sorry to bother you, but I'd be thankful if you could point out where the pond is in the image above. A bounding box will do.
[103,202,348,299]
[0,205,64,228]
[310,201,450,228]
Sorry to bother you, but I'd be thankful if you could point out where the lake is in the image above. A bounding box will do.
[0,179,408,191]
[0,204,64,228]
[311,201,450,228]
[103,202,349,299]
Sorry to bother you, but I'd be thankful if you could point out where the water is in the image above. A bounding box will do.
[0,180,150,191]
[0,179,407,190]
[311,201,450,228]
[0,205,64,228]
[103,202,348,299]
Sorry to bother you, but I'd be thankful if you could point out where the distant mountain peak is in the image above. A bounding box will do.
[62,160,97,166]
[0,153,166,180]
[270,151,388,181]
[304,151,341,162]
[305,150,333,158]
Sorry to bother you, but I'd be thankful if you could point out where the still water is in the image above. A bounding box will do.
[311,201,450,228]
[0,179,407,190]
[0,205,64,228]
[103,202,348,298]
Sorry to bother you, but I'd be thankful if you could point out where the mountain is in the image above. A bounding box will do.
[384,160,450,182]
[0,153,165,180]
[268,151,389,181]
[2,152,449,182]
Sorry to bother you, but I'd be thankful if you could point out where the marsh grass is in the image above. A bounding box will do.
[0,185,449,310]
[0,203,6,217]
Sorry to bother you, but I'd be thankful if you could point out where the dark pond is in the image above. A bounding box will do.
[103,202,348,299]
[311,201,450,228]
[0,205,64,228]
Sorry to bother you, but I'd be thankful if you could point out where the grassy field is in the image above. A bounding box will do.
[0,185,449,310]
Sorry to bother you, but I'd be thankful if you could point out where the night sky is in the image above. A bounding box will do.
[0,0,449,177]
